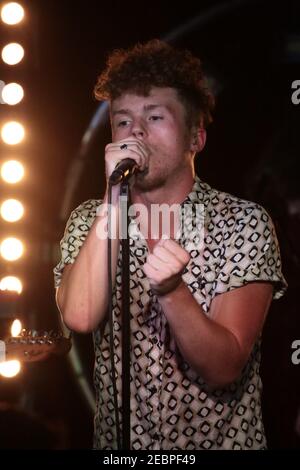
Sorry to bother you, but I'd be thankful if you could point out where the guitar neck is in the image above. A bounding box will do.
[1,333,72,363]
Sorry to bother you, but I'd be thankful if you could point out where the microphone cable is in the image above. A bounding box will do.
[107,181,121,450]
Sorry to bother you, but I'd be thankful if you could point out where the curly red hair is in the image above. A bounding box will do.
[94,39,214,129]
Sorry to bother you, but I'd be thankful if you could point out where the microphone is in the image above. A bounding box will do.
[109,158,138,185]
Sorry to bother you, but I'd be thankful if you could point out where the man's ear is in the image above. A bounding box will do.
[190,126,206,153]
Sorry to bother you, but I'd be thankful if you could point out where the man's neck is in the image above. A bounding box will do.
[129,170,195,247]
[131,170,195,209]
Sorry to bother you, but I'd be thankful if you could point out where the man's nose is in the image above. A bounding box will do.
[132,121,146,138]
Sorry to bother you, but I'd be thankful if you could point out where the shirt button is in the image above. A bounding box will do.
[151,337,158,344]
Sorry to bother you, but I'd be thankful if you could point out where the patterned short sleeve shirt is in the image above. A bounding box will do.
[54,176,287,450]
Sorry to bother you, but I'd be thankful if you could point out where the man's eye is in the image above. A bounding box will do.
[117,120,130,127]
[149,115,163,121]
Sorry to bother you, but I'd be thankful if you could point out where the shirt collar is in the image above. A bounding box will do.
[181,175,212,207]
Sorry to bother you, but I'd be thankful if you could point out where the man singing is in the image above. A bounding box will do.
[54,39,287,450]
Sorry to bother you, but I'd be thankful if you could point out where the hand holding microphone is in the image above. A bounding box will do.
[105,138,149,185]
[109,145,138,185]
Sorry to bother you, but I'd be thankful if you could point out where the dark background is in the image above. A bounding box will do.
[0,0,299,449]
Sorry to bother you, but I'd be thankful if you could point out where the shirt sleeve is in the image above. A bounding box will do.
[214,204,288,300]
[53,199,102,288]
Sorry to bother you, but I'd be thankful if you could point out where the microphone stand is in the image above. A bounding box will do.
[119,179,131,450]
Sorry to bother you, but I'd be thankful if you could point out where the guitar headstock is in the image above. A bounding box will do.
[3,329,72,362]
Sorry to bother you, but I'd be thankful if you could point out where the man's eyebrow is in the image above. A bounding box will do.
[112,104,169,117]
[143,104,167,112]
[111,108,131,117]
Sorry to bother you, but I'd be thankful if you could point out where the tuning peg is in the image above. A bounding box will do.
[8,337,17,343]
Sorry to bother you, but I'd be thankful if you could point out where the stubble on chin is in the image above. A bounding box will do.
[134,167,167,192]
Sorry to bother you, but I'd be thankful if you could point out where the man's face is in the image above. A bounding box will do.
[110,87,196,191]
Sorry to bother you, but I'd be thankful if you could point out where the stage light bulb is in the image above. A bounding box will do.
[1,82,24,105]
[1,3,24,25]
[1,42,24,65]
[1,160,24,183]
[0,199,24,222]
[1,121,25,145]
[0,360,21,378]
[0,275,23,294]
[1,237,24,261]
[11,319,22,337]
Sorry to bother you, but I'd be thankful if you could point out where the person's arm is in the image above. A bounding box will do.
[143,238,273,389]
[159,279,272,388]
[56,184,120,332]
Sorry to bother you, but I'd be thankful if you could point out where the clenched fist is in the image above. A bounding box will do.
[143,238,190,296]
